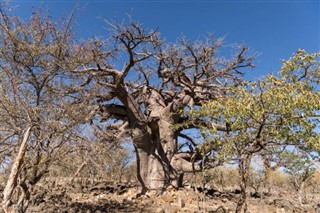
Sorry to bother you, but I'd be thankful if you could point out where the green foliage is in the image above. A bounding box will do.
[283,150,316,178]
[280,49,320,84]
[283,150,316,194]
[187,50,320,158]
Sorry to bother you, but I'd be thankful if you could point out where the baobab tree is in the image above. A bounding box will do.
[0,5,254,202]
[71,21,255,191]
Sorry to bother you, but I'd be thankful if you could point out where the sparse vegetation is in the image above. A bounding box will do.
[0,4,319,213]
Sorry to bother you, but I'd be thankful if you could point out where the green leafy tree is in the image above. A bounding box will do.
[187,50,320,212]
[283,150,316,205]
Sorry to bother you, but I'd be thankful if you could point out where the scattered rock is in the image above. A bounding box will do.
[5,178,315,213]
[161,195,175,203]
[178,196,185,208]
[156,207,165,213]
[221,198,228,203]
[146,189,158,197]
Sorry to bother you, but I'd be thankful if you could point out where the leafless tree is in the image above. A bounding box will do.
[0,7,91,212]
[70,19,254,192]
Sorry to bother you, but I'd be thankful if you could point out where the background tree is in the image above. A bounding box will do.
[0,7,91,212]
[260,145,285,194]
[187,50,320,212]
[283,150,316,205]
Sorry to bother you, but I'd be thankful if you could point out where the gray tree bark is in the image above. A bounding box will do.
[2,127,32,213]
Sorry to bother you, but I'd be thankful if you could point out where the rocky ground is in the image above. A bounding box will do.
[1,178,320,212]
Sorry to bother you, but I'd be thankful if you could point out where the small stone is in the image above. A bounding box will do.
[161,195,175,203]
[178,196,185,208]
[162,203,173,212]
[146,190,158,197]
[221,198,228,203]
[156,207,164,213]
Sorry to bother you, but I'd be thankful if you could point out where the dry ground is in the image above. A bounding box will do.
[1,178,320,213]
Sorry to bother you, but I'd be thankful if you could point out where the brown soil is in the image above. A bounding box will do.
[1,178,320,213]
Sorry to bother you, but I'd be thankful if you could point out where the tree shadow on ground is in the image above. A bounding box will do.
[32,199,149,213]
[68,200,148,213]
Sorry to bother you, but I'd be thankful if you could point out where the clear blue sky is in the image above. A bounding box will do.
[10,0,320,79]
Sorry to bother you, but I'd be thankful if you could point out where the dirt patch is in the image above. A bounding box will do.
[1,179,320,212]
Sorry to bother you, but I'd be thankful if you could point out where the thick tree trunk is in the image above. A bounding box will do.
[135,150,180,191]
[133,112,185,191]
[126,89,177,191]
[133,131,153,192]
[134,114,206,191]
[117,88,197,192]
[2,127,31,213]
[134,123,177,191]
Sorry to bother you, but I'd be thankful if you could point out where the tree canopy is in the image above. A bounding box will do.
[186,49,320,212]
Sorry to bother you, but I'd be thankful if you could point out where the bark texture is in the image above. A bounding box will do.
[70,21,254,191]
[236,154,252,213]
[2,127,31,213]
